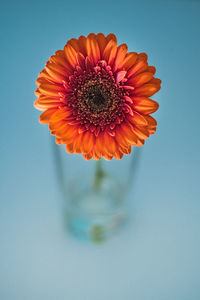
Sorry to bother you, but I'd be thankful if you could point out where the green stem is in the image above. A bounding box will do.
[93,159,105,190]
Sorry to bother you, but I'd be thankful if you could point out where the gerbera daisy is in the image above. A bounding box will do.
[34,33,161,160]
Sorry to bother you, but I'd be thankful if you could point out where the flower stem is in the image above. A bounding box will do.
[93,159,106,191]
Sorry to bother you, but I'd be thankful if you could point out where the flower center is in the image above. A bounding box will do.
[87,86,107,109]
[66,61,129,131]
[90,90,106,107]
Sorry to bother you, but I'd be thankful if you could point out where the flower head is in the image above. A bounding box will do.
[34,33,161,160]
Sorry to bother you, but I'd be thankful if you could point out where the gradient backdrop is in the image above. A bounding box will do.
[1,0,200,299]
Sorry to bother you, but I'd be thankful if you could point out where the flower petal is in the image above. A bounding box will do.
[114,150,124,160]
[83,152,93,160]
[103,39,117,65]
[66,143,74,153]
[103,132,117,156]
[147,66,156,74]
[49,120,65,131]
[64,43,78,68]
[122,52,138,70]
[95,133,105,156]
[134,83,161,97]
[127,53,148,78]
[39,108,57,124]
[61,125,78,143]
[77,52,86,70]
[96,33,107,57]
[106,33,117,43]
[80,131,95,154]
[132,126,150,139]
[116,70,127,83]
[45,62,68,83]
[133,96,159,114]
[37,69,55,85]
[128,72,153,87]
[128,111,148,126]
[73,134,83,154]
[113,43,128,71]
[119,123,138,145]
[77,35,87,57]
[34,99,64,111]
[50,107,71,122]
[38,83,65,97]
[86,34,101,64]
[50,51,73,73]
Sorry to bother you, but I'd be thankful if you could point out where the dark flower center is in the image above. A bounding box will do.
[66,61,129,130]
[90,91,106,107]
[87,86,107,110]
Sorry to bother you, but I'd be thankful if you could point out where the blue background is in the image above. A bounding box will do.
[1,0,200,299]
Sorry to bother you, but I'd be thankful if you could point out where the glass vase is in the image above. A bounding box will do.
[52,138,141,242]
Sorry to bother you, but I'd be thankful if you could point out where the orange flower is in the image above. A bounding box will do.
[34,33,161,160]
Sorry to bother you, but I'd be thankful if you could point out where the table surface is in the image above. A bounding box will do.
[1,0,200,299]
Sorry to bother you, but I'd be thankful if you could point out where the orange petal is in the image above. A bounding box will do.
[64,43,78,68]
[92,149,102,160]
[122,52,138,70]
[80,131,95,154]
[132,126,150,139]
[103,153,113,161]
[83,152,93,160]
[50,51,73,74]
[77,52,86,70]
[103,132,117,156]
[106,33,117,44]
[34,99,63,111]
[50,107,71,122]
[119,144,131,155]
[95,133,105,156]
[148,78,162,86]
[37,96,62,104]
[144,115,157,127]
[55,123,70,137]
[86,33,94,58]
[61,125,78,143]
[45,63,67,84]
[143,115,157,135]
[147,66,156,74]
[107,42,117,66]
[36,76,53,87]
[128,72,153,87]
[115,128,129,149]
[86,34,100,64]
[103,39,117,65]
[136,138,145,146]
[119,123,138,145]
[133,97,159,114]
[35,88,42,97]
[66,143,74,153]
[113,43,128,71]
[39,108,58,124]
[114,149,124,160]
[134,83,161,97]
[37,69,55,85]
[38,83,65,97]
[67,38,79,52]
[55,137,64,145]
[49,119,66,131]
[129,111,148,126]
[73,134,83,154]
[127,53,148,78]
[78,35,87,57]
[96,33,107,57]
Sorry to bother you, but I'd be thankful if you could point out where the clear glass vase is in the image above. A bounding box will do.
[52,138,140,242]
